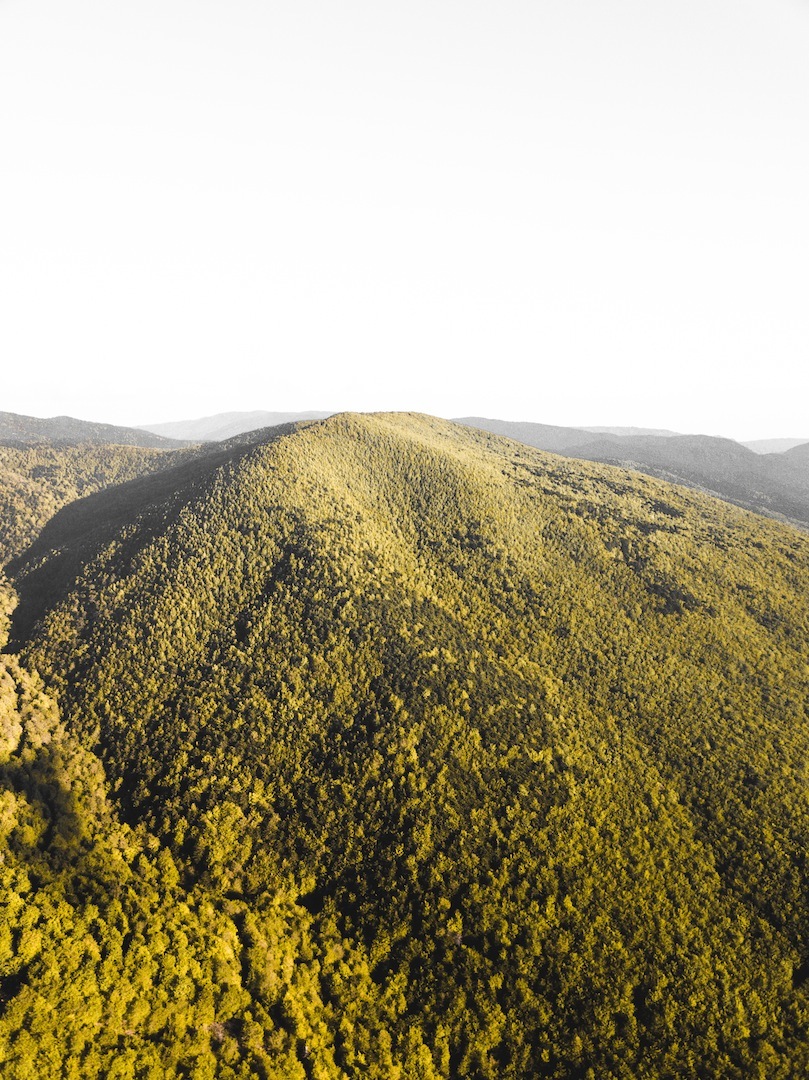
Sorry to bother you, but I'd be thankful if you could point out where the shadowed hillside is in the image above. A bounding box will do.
[0,442,196,568]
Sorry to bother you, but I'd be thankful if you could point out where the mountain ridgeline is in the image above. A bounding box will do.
[139,410,333,443]
[456,417,809,529]
[0,410,185,449]
[2,413,809,1077]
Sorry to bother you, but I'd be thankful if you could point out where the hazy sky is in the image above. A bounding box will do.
[2,0,808,439]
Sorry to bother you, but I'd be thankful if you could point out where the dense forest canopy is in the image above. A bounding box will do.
[1,412,809,1077]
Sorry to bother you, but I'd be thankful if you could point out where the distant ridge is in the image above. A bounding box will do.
[453,416,597,454]
[0,410,183,449]
[581,425,681,437]
[744,437,809,455]
[139,409,333,442]
[456,417,809,529]
[785,440,809,462]
[454,417,681,449]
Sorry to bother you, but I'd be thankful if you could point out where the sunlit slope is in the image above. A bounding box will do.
[13,412,809,1077]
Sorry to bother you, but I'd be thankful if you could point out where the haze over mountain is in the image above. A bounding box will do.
[579,426,681,438]
[2,412,809,1076]
[140,410,333,443]
[0,410,184,449]
[453,417,603,456]
[744,437,809,455]
[457,417,809,530]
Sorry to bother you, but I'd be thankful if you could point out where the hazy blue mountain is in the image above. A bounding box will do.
[568,433,809,529]
[139,409,333,442]
[570,431,755,475]
[455,418,683,445]
[0,410,183,448]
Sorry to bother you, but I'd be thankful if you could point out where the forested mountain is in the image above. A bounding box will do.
[0,570,271,1076]
[140,410,333,442]
[2,413,809,1077]
[457,417,809,529]
[785,440,809,464]
[0,411,184,449]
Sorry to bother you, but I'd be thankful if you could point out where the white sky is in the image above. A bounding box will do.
[1,0,808,440]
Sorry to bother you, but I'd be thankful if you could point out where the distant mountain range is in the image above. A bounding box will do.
[456,417,809,530]
[140,411,809,456]
[3,408,808,530]
[743,437,809,454]
[139,410,333,442]
[0,410,183,448]
[580,425,681,438]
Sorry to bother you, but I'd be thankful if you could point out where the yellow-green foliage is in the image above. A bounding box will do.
[4,413,809,1077]
[0,579,353,1079]
[0,443,181,567]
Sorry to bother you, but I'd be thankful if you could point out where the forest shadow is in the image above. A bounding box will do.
[1,740,89,864]
[3,429,300,652]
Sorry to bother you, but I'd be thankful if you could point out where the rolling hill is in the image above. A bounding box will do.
[456,417,809,529]
[139,410,333,443]
[744,437,809,454]
[3,412,809,1077]
[0,410,184,449]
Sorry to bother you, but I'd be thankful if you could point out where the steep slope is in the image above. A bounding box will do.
[0,411,184,448]
[140,409,333,442]
[6,413,809,1077]
[0,574,334,1079]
